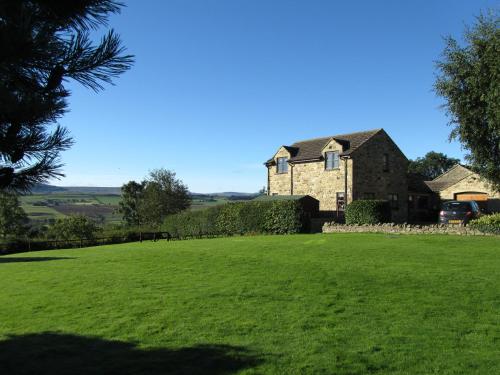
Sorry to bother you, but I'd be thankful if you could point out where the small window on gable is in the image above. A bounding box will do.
[388,193,398,209]
[325,151,340,170]
[277,157,288,173]
[383,153,389,172]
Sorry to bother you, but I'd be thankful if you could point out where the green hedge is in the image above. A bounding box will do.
[163,200,307,237]
[345,200,391,225]
[468,213,500,235]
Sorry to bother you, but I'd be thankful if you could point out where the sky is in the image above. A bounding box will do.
[53,0,499,193]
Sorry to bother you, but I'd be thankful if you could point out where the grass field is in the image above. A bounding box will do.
[1,234,499,374]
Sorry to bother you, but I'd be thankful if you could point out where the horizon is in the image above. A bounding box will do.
[49,0,497,193]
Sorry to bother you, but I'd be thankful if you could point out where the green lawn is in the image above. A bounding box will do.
[1,234,499,374]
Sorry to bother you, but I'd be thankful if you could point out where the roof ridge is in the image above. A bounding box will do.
[291,128,382,145]
[431,163,470,181]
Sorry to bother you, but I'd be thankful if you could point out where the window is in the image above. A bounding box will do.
[325,151,340,170]
[417,195,429,210]
[276,157,288,173]
[383,153,389,172]
[408,195,415,209]
[363,193,375,200]
[388,193,398,209]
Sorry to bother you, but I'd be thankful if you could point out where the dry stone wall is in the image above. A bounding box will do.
[322,222,496,236]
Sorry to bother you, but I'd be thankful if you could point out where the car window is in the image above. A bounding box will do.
[442,202,471,211]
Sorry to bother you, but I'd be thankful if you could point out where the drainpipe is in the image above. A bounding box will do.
[290,163,294,195]
[341,156,350,203]
[267,166,270,195]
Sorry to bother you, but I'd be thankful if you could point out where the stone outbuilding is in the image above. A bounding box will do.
[425,164,500,213]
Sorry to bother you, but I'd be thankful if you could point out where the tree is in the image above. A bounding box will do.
[408,151,460,180]
[119,169,191,227]
[0,0,133,192]
[119,180,144,226]
[48,215,100,241]
[435,11,500,191]
[0,192,29,238]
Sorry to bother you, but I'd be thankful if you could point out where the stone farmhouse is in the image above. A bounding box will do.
[264,128,499,222]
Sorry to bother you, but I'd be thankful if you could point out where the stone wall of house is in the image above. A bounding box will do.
[322,222,496,236]
[292,159,353,211]
[292,139,353,211]
[351,131,409,222]
[268,147,292,195]
[439,174,500,212]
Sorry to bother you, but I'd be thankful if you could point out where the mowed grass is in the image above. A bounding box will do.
[1,234,499,374]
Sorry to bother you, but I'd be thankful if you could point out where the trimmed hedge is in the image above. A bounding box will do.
[345,200,391,225]
[468,213,500,235]
[163,200,307,237]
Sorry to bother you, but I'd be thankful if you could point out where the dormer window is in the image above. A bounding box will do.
[325,151,340,170]
[277,157,288,173]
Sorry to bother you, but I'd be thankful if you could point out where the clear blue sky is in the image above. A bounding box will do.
[54,0,498,193]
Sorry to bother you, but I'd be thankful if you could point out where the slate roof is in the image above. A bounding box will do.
[424,164,473,192]
[254,194,316,202]
[266,129,382,164]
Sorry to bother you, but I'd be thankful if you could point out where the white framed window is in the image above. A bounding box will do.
[277,157,288,173]
[325,151,340,170]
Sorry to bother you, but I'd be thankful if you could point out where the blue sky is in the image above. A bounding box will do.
[54,0,498,192]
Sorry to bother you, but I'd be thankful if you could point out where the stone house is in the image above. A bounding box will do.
[265,129,409,222]
[265,129,500,223]
[425,164,500,213]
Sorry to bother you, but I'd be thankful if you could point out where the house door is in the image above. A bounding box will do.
[336,192,346,212]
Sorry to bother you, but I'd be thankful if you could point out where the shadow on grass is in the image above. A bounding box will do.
[0,257,74,263]
[0,333,263,375]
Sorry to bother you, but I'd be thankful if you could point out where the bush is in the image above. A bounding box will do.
[163,200,307,237]
[263,200,305,234]
[48,215,101,241]
[345,200,391,225]
[164,207,221,238]
[468,213,500,234]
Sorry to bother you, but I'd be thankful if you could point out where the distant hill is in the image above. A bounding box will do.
[30,184,121,195]
[29,184,257,198]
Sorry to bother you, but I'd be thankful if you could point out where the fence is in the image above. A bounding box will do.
[0,231,227,255]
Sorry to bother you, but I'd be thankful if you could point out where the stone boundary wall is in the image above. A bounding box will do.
[322,222,497,236]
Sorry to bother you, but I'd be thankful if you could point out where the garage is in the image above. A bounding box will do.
[455,192,488,211]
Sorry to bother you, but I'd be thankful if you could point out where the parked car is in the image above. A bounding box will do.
[439,200,482,225]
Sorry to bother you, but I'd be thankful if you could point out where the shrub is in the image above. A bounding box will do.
[345,200,391,225]
[47,215,101,241]
[263,200,305,234]
[162,199,307,237]
[468,213,500,235]
[163,208,218,238]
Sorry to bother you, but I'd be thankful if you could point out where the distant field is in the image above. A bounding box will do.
[20,193,122,224]
[20,192,245,225]
[1,234,499,374]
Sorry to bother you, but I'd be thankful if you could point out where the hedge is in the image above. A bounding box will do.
[468,213,500,235]
[345,200,391,225]
[163,200,308,237]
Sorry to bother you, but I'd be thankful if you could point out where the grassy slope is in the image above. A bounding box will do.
[1,234,499,374]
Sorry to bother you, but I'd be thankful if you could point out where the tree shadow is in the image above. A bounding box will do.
[0,333,263,375]
[0,257,74,263]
